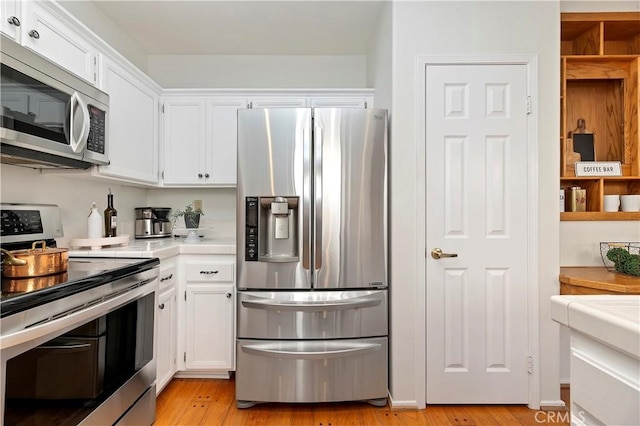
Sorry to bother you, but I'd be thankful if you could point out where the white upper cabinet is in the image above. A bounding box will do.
[162,97,207,185]
[206,98,247,185]
[20,1,97,84]
[1,0,22,41]
[162,96,246,186]
[309,96,373,108]
[250,97,307,108]
[96,56,160,185]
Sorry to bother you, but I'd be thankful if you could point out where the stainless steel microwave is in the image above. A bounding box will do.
[0,35,109,169]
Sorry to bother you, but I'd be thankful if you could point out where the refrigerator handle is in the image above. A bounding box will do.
[241,296,382,312]
[242,342,382,360]
[314,125,323,270]
[302,125,311,271]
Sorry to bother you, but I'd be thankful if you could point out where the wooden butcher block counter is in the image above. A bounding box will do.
[560,267,640,295]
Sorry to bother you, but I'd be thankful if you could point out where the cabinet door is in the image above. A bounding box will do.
[162,98,207,185]
[156,286,177,394]
[21,1,97,84]
[185,284,234,370]
[206,98,247,185]
[250,97,308,108]
[98,56,160,184]
[309,96,373,108]
[1,0,21,41]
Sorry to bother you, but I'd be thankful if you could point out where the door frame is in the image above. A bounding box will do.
[415,55,539,408]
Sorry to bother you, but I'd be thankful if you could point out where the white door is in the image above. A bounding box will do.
[425,64,530,403]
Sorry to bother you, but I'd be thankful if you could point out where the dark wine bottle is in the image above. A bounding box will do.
[104,188,118,237]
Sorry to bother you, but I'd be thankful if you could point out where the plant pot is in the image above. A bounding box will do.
[184,214,200,229]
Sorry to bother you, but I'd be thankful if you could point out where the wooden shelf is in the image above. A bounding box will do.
[561,211,640,221]
[560,12,640,222]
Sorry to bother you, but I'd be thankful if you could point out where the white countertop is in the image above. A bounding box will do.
[551,295,640,359]
[68,236,236,259]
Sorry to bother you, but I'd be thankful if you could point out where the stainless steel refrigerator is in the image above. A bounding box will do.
[236,107,388,408]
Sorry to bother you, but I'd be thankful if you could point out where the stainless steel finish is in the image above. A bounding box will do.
[0,203,63,244]
[0,265,158,350]
[7,16,20,26]
[430,248,458,259]
[1,265,158,424]
[0,35,109,169]
[236,107,388,406]
[134,207,172,239]
[237,290,387,339]
[302,126,311,271]
[237,108,311,289]
[112,385,156,426]
[236,337,388,404]
[313,123,323,270]
[28,29,39,39]
[313,108,388,289]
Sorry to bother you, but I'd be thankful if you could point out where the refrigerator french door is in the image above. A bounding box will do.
[236,108,388,407]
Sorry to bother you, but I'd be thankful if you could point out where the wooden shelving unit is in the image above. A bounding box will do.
[560,12,640,221]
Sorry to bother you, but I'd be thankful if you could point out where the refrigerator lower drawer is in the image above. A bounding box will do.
[237,290,388,339]
[235,337,388,404]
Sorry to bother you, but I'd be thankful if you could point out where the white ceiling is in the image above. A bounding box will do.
[90,0,386,55]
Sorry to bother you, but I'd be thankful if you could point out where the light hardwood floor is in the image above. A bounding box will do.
[155,378,570,425]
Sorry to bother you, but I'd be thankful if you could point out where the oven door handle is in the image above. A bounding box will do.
[37,342,92,352]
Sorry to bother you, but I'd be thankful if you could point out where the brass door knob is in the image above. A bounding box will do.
[431,248,458,259]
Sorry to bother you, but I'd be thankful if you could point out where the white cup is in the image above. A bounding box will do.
[603,194,620,212]
[620,194,640,212]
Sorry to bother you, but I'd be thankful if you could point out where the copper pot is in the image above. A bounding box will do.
[1,241,68,278]
[2,272,69,293]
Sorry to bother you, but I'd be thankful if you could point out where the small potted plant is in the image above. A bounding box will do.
[171,202,204,229]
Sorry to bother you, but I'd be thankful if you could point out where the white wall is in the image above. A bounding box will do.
[57,0,149,72]
[389,0,560,408]
[147,55,367,88]
[560,0,640,12]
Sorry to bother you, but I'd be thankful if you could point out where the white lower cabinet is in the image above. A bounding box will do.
[177,256,235,378]
[156,257,177,394]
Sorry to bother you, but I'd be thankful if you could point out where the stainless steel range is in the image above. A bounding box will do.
[1,203,159,425]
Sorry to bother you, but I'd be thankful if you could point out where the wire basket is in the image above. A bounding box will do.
[600,242,640,276]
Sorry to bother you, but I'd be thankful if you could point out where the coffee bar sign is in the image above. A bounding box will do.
[575,161,622,177]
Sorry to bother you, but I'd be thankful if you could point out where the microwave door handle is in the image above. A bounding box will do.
[69,92,90,153]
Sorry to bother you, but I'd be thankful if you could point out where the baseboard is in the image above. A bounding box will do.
[539,400,567,411]
[174,371,231,379]
[388,394,422,410]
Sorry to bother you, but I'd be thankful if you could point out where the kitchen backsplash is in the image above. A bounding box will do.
[0,166,236,247]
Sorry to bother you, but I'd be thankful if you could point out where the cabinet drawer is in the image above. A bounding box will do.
[185,261,234,282]
[159,261,177,291]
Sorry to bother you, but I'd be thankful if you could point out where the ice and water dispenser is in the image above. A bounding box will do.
[245,196,298,262]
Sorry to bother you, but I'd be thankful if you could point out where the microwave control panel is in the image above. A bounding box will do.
[87,106,106,154]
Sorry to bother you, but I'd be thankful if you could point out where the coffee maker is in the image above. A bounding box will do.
[135,207,172,239]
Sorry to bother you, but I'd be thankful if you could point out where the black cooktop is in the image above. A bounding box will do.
[1,257,159,318]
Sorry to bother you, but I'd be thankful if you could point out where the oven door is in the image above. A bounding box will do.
[1,268,157,426]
